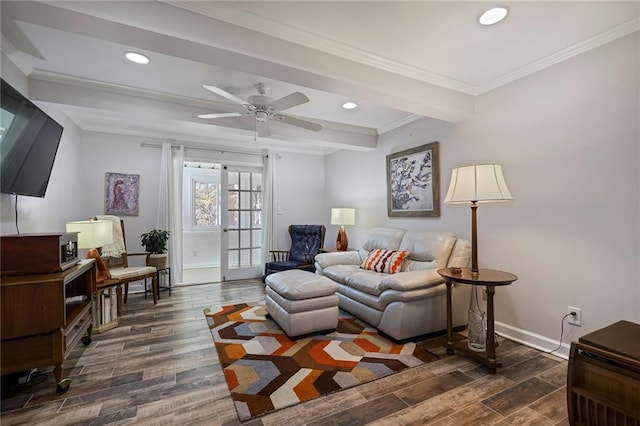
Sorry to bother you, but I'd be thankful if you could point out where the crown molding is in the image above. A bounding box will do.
[169,1,639,97]
[476,16,640,95]
[378,113,422,135]
[166,1,477,95]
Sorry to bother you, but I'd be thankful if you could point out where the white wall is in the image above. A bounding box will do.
[325,33,640,354]
[77,139,326,263]
[271,152,326,250]
[80,132,162,257]
[1,54,85,236]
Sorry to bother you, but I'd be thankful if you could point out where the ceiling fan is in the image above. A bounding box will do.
[197,83,323,137]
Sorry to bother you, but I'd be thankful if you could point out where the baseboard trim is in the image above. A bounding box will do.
[495,321,570,360]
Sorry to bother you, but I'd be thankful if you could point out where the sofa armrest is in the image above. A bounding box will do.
[315,251,362,269]
[380,269,444,291]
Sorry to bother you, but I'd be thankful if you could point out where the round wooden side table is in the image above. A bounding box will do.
[438,267,518,373]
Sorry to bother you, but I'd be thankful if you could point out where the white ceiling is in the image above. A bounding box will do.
[1,1,638,154]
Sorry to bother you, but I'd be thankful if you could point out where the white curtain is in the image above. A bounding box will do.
[261,151,275,274]
[157,142,183,284]
[170,145,184,283]
[157,143,171,230]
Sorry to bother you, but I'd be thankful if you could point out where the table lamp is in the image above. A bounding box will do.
[331,208,355,251]
[444,164,513,277]
[66,220,113,283]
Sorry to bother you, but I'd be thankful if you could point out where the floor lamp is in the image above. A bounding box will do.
[444,164,513,351]
[66,220,113,283]
[331,208,355,251]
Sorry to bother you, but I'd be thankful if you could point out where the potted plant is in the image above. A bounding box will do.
[141,229,170,269]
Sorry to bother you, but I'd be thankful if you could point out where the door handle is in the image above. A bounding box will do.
[223,228,228,232]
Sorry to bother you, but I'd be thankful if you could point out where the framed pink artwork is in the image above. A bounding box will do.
[104,172,139,216]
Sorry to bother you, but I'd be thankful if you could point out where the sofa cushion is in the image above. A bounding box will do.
[265,269,337,300]
[398,231,457,269]
[344,270,389,296]
[315,251,362,269]
[379,268,446,291]
[322,264,361,284]
[361,249,408,274]
[360,228,406,252]
[337,282,448,311]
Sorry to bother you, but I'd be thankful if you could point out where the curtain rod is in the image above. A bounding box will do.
[140,140,266,157]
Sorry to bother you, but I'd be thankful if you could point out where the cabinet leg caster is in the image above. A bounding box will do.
[56,378,71,394]
[81,336,92,345]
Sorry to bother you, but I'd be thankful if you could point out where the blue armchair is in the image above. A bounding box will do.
[264,225,326,279]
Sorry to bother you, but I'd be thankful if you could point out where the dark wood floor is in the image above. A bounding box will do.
[0,280,569,425]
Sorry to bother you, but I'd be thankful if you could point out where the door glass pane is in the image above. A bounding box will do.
[252,248,261,265]
[252,192,262,210]
[252,229,262,246]
[240,211,251,228]
[229,171,239,189]
[228,211,239,229]
[252,173,262,190]
[240,192,250,209]
[240,172,251,189]
[240,230,250,248]
[229,191,239,209]
[240,249,250,267]
[229,230,239,249]
[253,210,262,227]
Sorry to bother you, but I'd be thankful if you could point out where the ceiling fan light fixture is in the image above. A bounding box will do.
[255,111,268,122]
[479,6,509,26]
[125,51,150,64]
[342,101,358,110]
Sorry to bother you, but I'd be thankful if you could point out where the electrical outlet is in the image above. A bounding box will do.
[568,306,582,326]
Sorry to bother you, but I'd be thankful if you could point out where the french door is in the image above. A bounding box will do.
[220,165,263,281]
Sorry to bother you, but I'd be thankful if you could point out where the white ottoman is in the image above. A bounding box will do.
[265,269,339,337]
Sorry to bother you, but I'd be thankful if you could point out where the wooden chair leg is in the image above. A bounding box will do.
[124,282,129,303]
[116,284,123,316]
[152,275,158,305]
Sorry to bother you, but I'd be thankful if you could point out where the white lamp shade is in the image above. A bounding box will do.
[331,208,356,226]
[444,164,513,204]
[66,220,113,249]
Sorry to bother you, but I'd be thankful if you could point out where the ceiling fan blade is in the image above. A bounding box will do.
[256,120,270,137]
[268,92,309,112]
[276,114,322,132]
[197,112,247,119]
[202,84,251,107]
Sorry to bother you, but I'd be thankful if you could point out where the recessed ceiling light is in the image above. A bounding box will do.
[125,51,150,64]
[342,101,357,110]
[479,6,509,26]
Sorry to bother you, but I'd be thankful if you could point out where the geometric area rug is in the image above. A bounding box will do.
[204,303,439,421]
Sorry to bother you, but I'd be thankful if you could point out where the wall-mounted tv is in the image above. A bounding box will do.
[1,79,64,198]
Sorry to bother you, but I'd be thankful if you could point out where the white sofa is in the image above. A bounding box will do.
[314,228,471,340]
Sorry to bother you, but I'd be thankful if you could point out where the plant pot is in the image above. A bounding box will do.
[147,253,168,270]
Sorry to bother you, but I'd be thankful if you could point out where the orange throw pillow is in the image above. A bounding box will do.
[361,249,408,274]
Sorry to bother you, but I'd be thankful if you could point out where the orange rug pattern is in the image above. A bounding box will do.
[204,303,438,421]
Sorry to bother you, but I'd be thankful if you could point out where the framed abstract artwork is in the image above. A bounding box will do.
[105,172,139,216]
[386,141,440,217]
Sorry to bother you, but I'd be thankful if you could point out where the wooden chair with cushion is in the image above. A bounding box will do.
[98,217,159,306]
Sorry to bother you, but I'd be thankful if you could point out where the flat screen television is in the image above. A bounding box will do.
[0,78,64,198]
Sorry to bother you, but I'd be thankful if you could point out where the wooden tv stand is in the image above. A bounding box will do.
[567,320,640,424]
[1,259,96,394]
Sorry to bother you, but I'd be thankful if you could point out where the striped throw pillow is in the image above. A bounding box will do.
[361,249,408,274]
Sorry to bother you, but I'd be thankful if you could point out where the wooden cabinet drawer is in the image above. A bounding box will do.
[64,302,92,357]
